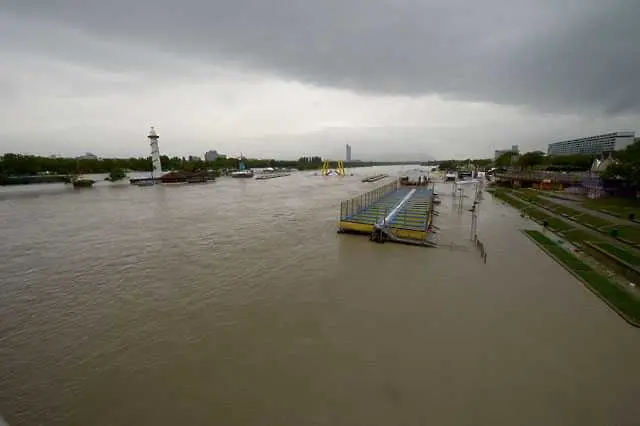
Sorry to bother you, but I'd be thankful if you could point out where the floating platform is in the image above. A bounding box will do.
[338,181,437,246]
[130,171,216,185]
[361,174,388,183]
[255,172,291,180]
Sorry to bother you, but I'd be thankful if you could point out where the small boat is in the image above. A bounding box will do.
[231,170,254,178]
[72,179,95,188]
[130,177,157,186]
[132,179,156,187]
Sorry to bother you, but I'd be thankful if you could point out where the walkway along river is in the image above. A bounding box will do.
[0,167,639,425]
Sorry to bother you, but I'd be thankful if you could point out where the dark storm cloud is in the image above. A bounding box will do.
[3,0,640,112]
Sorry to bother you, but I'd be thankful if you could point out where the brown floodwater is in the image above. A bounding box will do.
[1,167,639,425]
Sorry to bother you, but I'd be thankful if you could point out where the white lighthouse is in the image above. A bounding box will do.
[148,126,163,179]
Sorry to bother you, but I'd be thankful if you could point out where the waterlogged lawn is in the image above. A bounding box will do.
[524,230,640,325]
[593,242,640,266]
[583,197,640,219]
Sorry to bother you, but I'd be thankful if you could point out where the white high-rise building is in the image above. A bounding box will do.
[547,131,635,156]
[148,127,163,178]
[346,144,352,162]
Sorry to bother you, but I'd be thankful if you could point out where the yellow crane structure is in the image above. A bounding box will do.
[321,160,346,176]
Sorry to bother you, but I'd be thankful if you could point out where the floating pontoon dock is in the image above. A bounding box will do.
[361,174,388,183]
[255,172,291,180]
[338,180,437,246]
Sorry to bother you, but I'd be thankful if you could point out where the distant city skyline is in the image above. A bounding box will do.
[3,125,626,161]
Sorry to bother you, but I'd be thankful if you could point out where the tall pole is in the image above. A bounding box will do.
[470,209,477,240]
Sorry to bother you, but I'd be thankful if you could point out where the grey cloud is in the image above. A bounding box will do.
[3,0,640,113]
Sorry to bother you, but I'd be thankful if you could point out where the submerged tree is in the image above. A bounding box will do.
[107,168,127,182]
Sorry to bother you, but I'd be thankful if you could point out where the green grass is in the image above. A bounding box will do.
[494,190,574,233]
[573,213,612,229]
[613,226,640,244]
[592,242,640,267]
[494,189,640,267]
[512,190,639,239]
[563,228,595,242]
[524,230,640,325]
[583,197,640,219]
[491,189,527,209]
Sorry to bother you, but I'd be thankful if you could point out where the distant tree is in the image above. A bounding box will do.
[438,160,459,170]
[107,168,127,181]
[472,158,493,168]
[0,152,391,176]
[495,152,517,168]
[601,140,640,190]
[546,154,594,171]
[517,151,546,169]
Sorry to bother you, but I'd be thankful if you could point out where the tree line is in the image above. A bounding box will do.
[0,153,421,177]
[491,141,640,190]
[493,151,597,171]
[433,152,599,172]
[430,142,640,190]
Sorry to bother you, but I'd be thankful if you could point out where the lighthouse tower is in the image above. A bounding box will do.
[148,126,163,179]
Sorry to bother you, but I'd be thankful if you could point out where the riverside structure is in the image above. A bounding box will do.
[547,131,635,156]
[338,180,437,246]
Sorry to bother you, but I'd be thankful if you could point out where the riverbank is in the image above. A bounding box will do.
[514,189,640,247]
[490,188,640,324]
[0,175,70,185]
[523,230,640,327]
[490,189,640,267]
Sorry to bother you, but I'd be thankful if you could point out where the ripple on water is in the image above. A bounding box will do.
[1,171,639,426]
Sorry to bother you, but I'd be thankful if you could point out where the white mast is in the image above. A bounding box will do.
[148,126,162,179]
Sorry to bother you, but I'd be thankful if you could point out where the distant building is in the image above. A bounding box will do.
[346,144,352,162]
[494,145,519,160]
[77,152,98,160]
[204,150,219,161]
[547,131,635,156]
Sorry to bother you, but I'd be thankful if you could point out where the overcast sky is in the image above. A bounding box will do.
[1,0,639,160]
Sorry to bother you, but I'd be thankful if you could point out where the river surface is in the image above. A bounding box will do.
[1,166,639,425]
